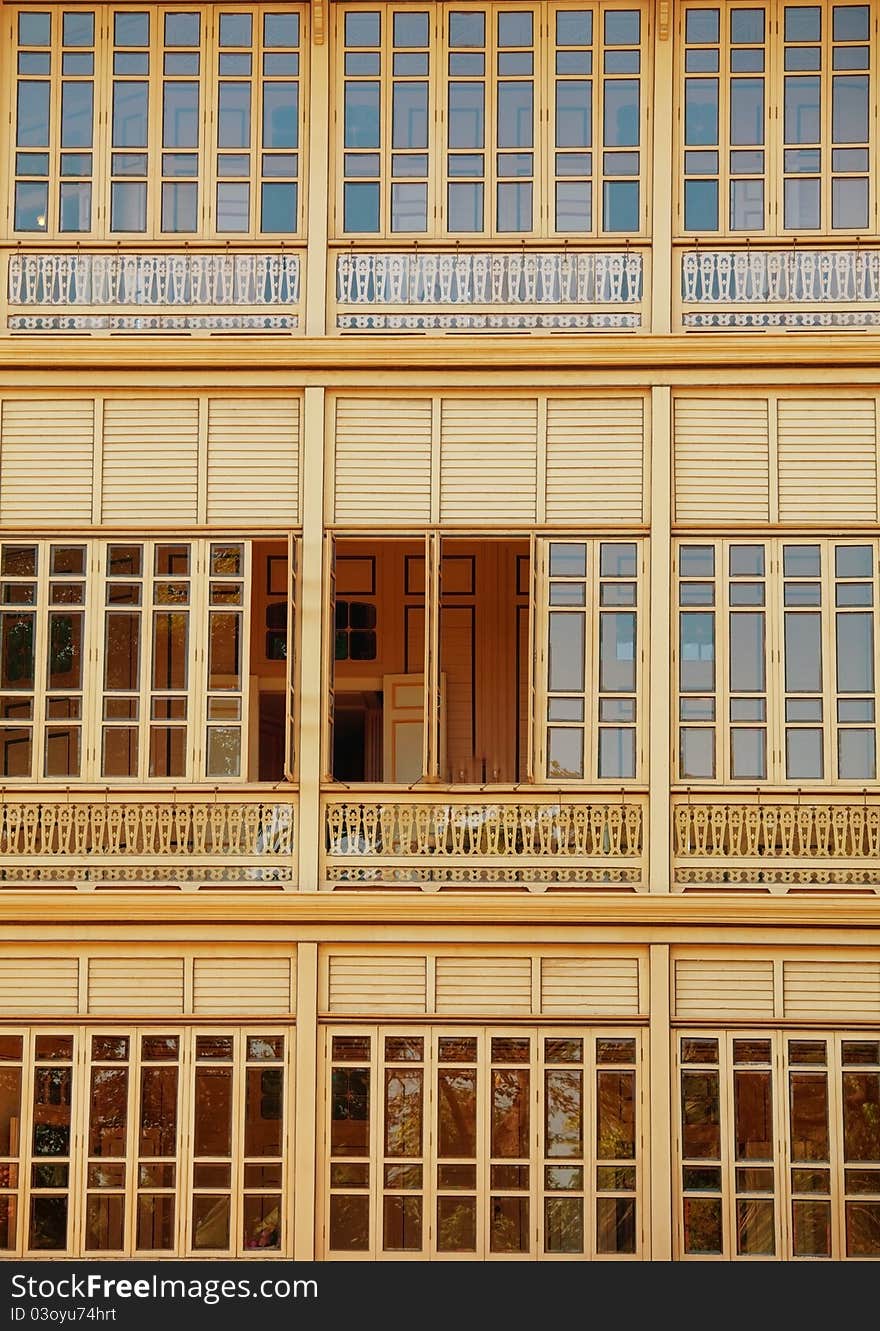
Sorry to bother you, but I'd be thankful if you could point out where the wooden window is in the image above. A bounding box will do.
[323,1026,643,1259]
[542,539,644,782]
[0,538,273,784]
[0,1027,292,1258]
[676,1032,880,1260]
[334,2,649,239]
[678,2,875,237]
[8,5,306,241]
[675,538,879,785]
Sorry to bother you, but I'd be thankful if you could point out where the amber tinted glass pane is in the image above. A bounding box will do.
[846,1169,880,1193]
[195,1037,233,1061]
[734,1070,773,1160]
[332,1036,370,1062]
[88,1068,128,1157]
[790,1073,830,1162]
[245,1163,282,1188]
[597,1070,635,1160]
[492,1069,529,1157]
[732,1040,772,1065]
[384,1037,423,1062]
[789,1040,827,1065]
[491,1164,528,1188]
[329,1194,369,1250]
[152,612,188,689]
[85,1195,125,1251]
[91,1037,128,1061]
[682,1038,718,1064]
[683,1166,722,1191]
[846,1201,880,1256]
[138,1163,175,1188]
[437,1164,476,1189]
[86,1163,124,1187]
[193,1068,232,1156]
[244,1068,283,1157]
[437,1195,476,1251]
[383,1163,421,1188]
[545,1196,583,1253]
[193,1163,230,1188]
[149,724,186,777]
[35,1037,73,1061]
[683,1196,722,1254]
[243,1194,281,1251]
[491,1038,530,1063]
[545,1038,583,1063]
[141,1036,179,1061]
[597,1196,636,1253]
[843,1072,880,1162]
[736,1166,775,1192]
[597,1165,636,1190]
[29,1195,68,1250]
[545,1070,582,1158]
[596,1038,636,1064]
[329,1162,368,1188]
[208,613,241,689]
[331,1068,370,1156]
[0,1196,16,1250]
[0,1069,22,1155]
[736,1198,775,1255]
[384,1069,422,1157]
[247,1037,283,1061]
[32,1069,72,1156]
[490,1196,529,1252]
[681,1071,720,1158]
[438,1037,477,1062]
[792,1198,831,1257]
[104,613,140,690]
[192,1194,230,1250]
[382,1195,422,1251]
[843,1042,880,1066]
[137,1194,175,1250]
[791,1167,830,1193]
[437,1069,476,1157]
[0,1036,23,1061]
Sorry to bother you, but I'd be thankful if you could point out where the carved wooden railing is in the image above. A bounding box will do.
[0,789,296,888]
[673,794,880,892]
[333,247,647,331]
[4,250,303,332]
[679,246,880,329]
[322,792,646,890]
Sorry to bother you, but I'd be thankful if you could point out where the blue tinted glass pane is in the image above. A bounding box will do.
[449,12,485,45]
[557,11,592,45]
[63,12,94,46]
[685,178,719,230]
[59,181,91,231]
[833,178,868,228]
[61,82,93,148]
[264,13,299,46]
[393,82,428,149]
[344,83,379,147]
[447,181,483,230]
[14,180,48,230]
[834,5,869,39]
[114,12,149,46]
[731,9,764,42]
[731,178,764,229]
[604,10,640,44]
[685,79,719,144]
[19,12,51,45]
[833,74,869,141]
[391,182,427,230]
[603,179,638,231]
[497,181,532,230]
[785,76,821,142]
[216,181,248,230]
[16,82,50,147]
[164,13,200,45]
[497,82,533,148]
[344,181,379,231]
[219,13,252,46]
[113,83,148,147]
[556,181,591,231]
[345,12,380,45]
[449,83,484,147]
[394,12,428,45]
[731,79,764,144]
[599,728,635,779]
[686,9,720,43]
[498,11,532,45]
[556,81,591,146]
[219,83,251,148]
[261,181,297,232]
[785,7,822,41]
[603,80,639,145]
[161,181,198,231]
[111,181,146,230]
[163,83,199,147]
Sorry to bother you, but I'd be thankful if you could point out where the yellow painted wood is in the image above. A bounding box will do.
[674,958,776,1019]
[101,397,199,524]
[777,397,878,522]
[674,396,771,522]
[207,398,302,526]
[545,396,645,523]
[0,399,94,524]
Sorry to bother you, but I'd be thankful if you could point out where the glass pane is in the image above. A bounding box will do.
[597,1071,635,1159]
[491,1071,529,1157]
[790,1073,829,1162]
[545,1070,582,1157]
[682,1071,720,1158]
[331,1068,370,1156]
[193,1069,232,1156]
[384,1069,422,1157]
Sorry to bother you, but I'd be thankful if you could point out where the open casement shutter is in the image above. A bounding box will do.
[322,533,336,781]
[526,532,538,782]
[284,534,299,780]
[423,533,441,780]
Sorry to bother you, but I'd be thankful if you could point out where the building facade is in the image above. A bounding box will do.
[0,0,879,1262]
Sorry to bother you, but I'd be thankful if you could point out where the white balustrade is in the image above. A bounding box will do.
[681,249,880,305]
[7,252,301,307]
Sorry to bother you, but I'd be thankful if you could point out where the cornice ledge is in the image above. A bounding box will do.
[0,890,878,929]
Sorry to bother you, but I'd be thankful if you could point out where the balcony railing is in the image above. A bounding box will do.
[322,791,646,890]
[4,250,303,332]
[679,246,880,329]
[333,247,646,331]
[0,789,296,888]
[673,794,880,892]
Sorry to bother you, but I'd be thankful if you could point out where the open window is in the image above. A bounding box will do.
[328,536,530,784]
